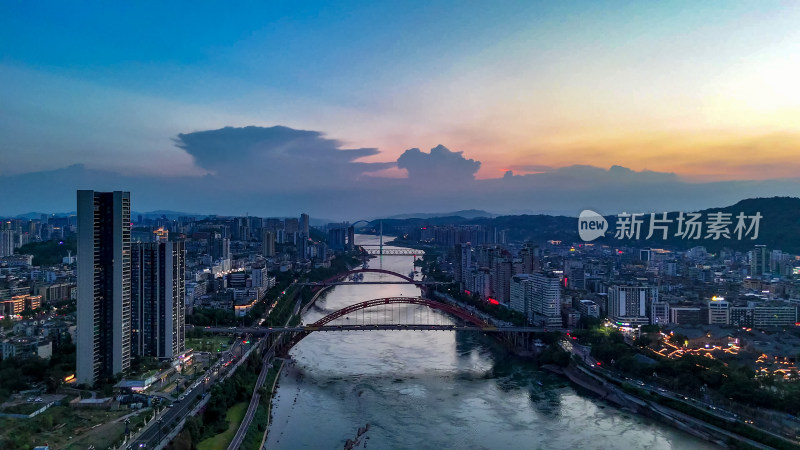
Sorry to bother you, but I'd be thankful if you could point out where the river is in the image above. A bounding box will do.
[265,235,713,449]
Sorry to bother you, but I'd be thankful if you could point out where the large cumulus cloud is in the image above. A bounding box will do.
[2,125,800,219]
[396,145,481,182]
[174,126,392,187]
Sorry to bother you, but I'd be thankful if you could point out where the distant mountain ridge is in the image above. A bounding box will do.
[372,197,800,253]
[134,210,197,220]
[384,209,493,220]
[7,210,195,220]
[6,197,799,252]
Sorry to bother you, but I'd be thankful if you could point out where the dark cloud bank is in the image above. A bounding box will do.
[2,125,799,219]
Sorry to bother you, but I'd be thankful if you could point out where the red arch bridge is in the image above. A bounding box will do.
[195,297,552,353]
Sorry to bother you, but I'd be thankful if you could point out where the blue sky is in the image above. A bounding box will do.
[1,2,799,217]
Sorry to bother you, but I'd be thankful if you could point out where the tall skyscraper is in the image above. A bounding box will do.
[469,267,492,299]
[491,257,512,303]
[519,244,537,274]
[233,217,250,241]
[510,274,534,322]
[346,226,355,251]
[453,243,472,284]
[261,230,276,257]
[131,241,186,359]
[328,227,347,250]
[751,244,768,276]
[0,230,15,257]
[564,260,585,290]
[77,190,131,386]
[210,233,230,260]
[300,213,310,236]
[530,272,562,327]
[264,218,282,232]
[284,218,299,235]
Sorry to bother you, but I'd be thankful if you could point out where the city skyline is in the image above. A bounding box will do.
[2,188,799,447]
[3,3,800,448]
[3,2,800,218]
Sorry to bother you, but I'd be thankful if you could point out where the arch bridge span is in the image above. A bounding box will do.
[281,296,497,353]
[319,268,417,285]
[312,296,491,327]
[300,268,434,317]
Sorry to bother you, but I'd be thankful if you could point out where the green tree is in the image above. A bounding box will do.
[669,333,688,347]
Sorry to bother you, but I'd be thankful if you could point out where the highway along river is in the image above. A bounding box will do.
[266,235,713,449]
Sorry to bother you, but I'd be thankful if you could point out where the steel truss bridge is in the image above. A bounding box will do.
[359,245,422,256]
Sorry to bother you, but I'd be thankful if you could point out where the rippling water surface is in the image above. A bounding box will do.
[266,236,713,449]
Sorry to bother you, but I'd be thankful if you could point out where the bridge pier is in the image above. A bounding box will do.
[504,331,536,355]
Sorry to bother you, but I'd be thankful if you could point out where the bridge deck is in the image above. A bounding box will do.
[194,324,553,334]
[360,248,423,255]
[299,281,445,286]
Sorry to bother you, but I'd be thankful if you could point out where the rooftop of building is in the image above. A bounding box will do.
[666,325,737,340]
[3,335,50,345]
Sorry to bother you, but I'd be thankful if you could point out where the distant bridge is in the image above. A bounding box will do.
[359,245,423,256]
[316,268,419,286]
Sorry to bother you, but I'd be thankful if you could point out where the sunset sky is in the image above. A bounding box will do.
[1,1,799,217]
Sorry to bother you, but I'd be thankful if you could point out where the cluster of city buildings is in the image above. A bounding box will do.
[0,215,72,257]
[416,222,800,377]
[408,221,800,381]
[1,216,78,362]
[1,190,339,388]
[5,200,800,386]
[74,190,188,385]
[439,233,800,330]
[177,213,329,314]
[2,316,65,360]
[73,191,337,386]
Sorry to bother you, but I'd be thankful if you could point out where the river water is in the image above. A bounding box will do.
[266,235,712,449]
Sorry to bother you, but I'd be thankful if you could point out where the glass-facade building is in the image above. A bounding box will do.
[131,241,186,359]
[77,190,131,386]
